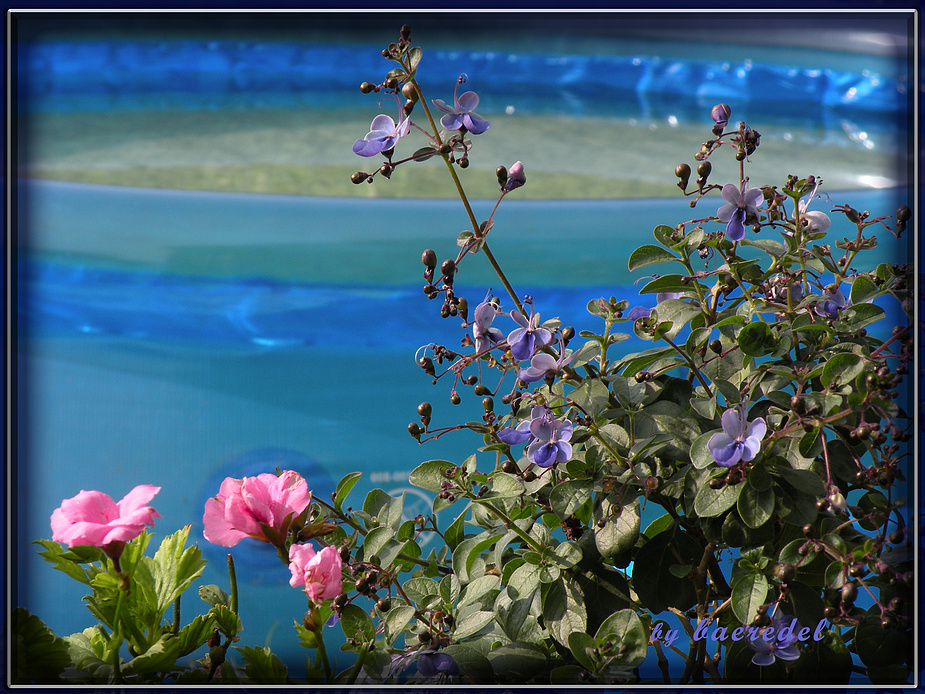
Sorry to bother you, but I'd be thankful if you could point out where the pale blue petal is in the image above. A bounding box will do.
[456,90,480,112]
[726,210,746,241]
[751,651,775,667]
[463,113,490,134]
[721,409,745,439]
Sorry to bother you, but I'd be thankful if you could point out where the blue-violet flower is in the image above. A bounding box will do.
[518,343,575,384]
[709,406,766,468]
[432,74,490,134]
[471,296,505,354]
[352,100,411,157]
[717,183,763,241]
[417,650,459,678]
[507,300,553,361]
[814,287,847,319]
[526,415,573,468]
[748,615,802,667]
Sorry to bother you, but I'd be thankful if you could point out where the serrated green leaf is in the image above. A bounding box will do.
[236,645,288,684]
[12,608,71,683]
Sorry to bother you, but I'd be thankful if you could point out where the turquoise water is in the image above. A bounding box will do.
[13,13,915,681]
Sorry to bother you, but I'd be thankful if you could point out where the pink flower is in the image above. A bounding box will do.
[202,470,312,548]
[51,485,161,550]
[288,544,343,603]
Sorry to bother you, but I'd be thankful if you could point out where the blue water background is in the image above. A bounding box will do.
[13,19,915,682]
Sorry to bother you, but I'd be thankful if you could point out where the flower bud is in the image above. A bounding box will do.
[482,397,494,412]
[441,259,456,276]
[360,81,376,94]
[351,171,369,185]
[421,249,437,269]
[697,161,712,178]
[495,165,508,186]
[503,161,526,191]
[400,24,411,41]
[710,103,731,125]
[896,205,911,222]
[417,402,432,418]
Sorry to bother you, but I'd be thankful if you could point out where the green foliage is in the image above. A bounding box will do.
[22,23,912,687]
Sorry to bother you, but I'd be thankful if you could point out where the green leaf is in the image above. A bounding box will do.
[731,572,769,623]
[479,472,523,500]
[594,609,648,668]
[549,479,590,520]
[844,302,885,330]
[849,274,880,304]
[236,645,288,684]
[123,634,182,675]
[737,321,775,357]
[444,507,468,552]
[210,605,242,638]
[798,427,823,459]
[339,603,375,643]
[176,614,216,657]
[363,526,395,559]
[628,244,681,272]
[791,629,852,684]
[737,483,774,529]
[740,237,787,257]
[333,472,362,512]
[409,460,455,493]
[402,576,441,609]
[690,431,717,469]
[11,608,71,683]
[383,605,416,646]
[567,631,597,671]
[694,478,743,517]
[363,488,404,529]
[442,643,495,682]
[594,500,639,558]
[821,352,864,389]
[569,379,611,418]
[453,607,496,640]
[631,525,700,613]
[150,526,207,617]
[855,609,910,668]
[198,584,229,609]
[485,641,547,684]
[452,532,505,584]
[542,578,587,647]
[771,466,826,498]
[458,574,501,607]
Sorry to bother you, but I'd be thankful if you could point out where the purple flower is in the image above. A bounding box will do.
[504,161,526,191]
[507,300,553,361]
[767,277,804,305]
[748,615,802,667]
[497,406,573,468]
[814,287,847,319]
[708,406,766,468]
[797,180,831,234]
[627,292,685,320]
[717,183,762,241]
[417,650,459,678]
[497,405,551,445]
[432,74,490,134]
[518,343,575,384]
[353,98,411,157]
[526,416,573,468]
[471,297,505,354]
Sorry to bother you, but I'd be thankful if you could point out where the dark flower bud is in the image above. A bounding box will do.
[355,577,369,593]
[400,24,411,41]
[841,582,857,604]
[360,81,376,94]
[775,563,796,583]
[697,161,712,178]
[790,395,806,414]
[417,402,432,418]
[482,397,494,412]
[351,171,369,185]
[474,384,490,395]
[675,163,691,189]
[421,249,437,269]
[441,259,456,276]
[896,205,911,222]
[456,297,469,321]
[384,76,400,90]
[408,422,422,438]
[418,356,435,376]
[496,165,508,186]
[377,597,392,612]
[450,392,461,405]
[709,339,723,354]
[711,103,731,125]
[501,460,517,474]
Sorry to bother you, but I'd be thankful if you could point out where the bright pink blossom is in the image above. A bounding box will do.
[51,485,161,549]
[202,470,311,547]
[288,544,343,603]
